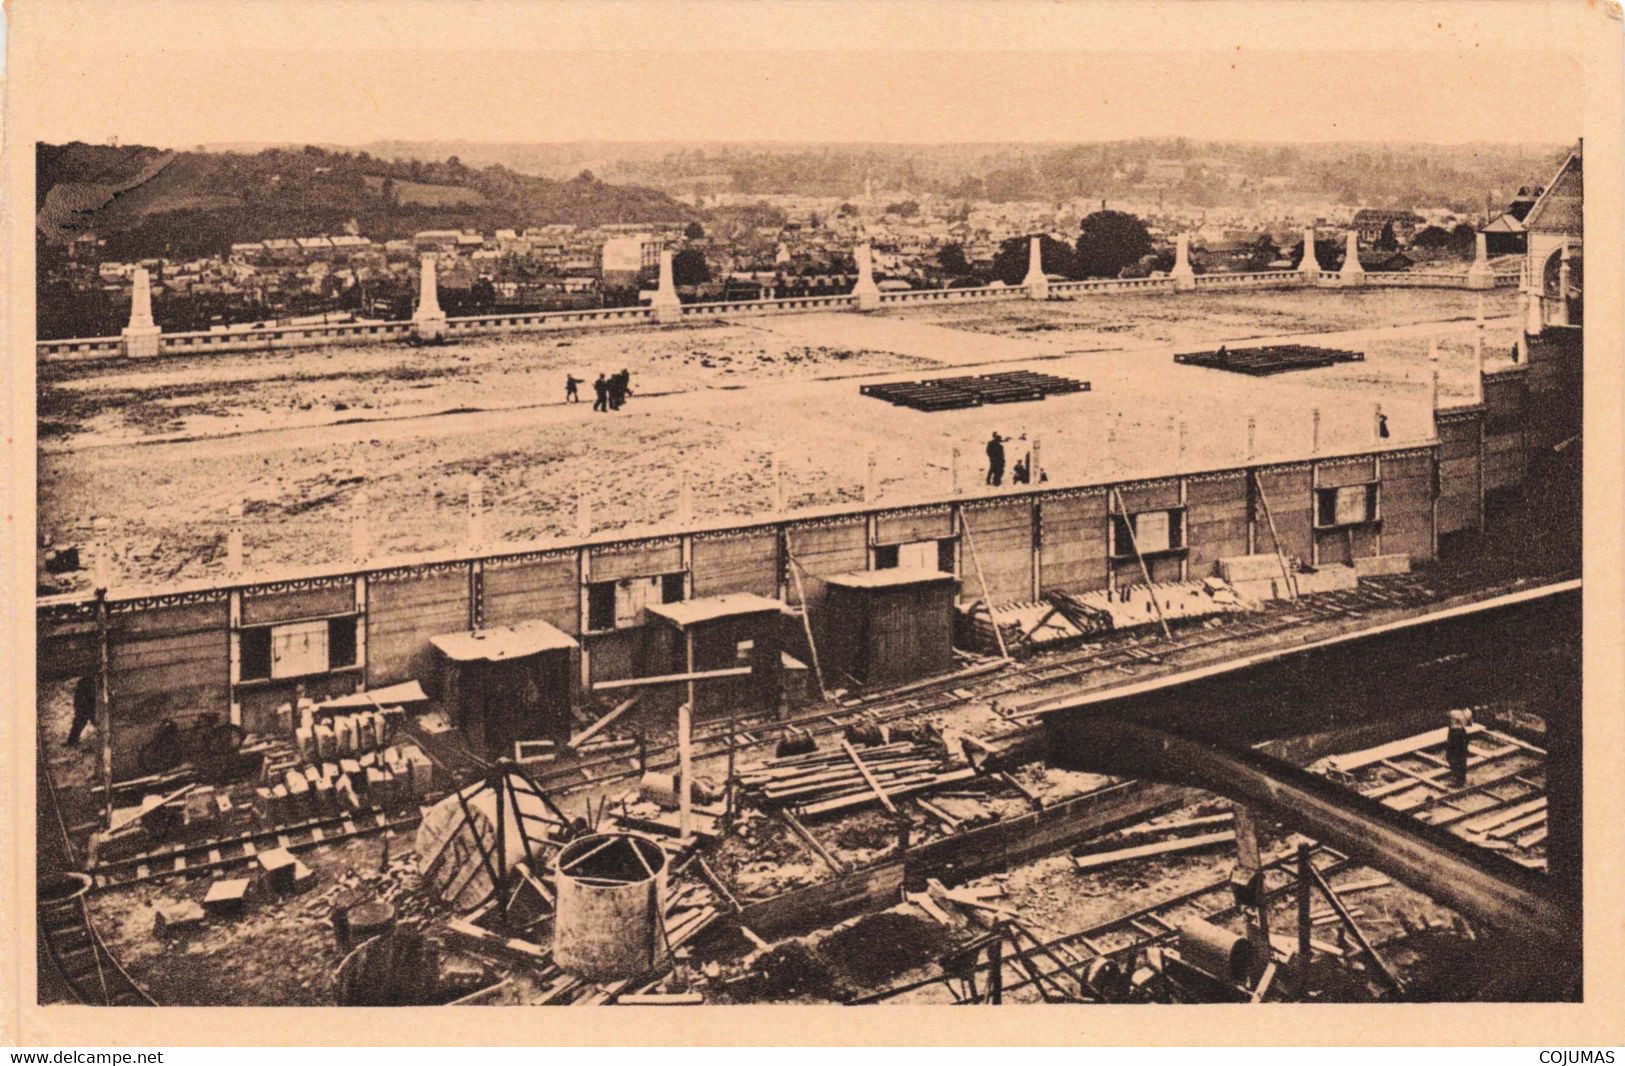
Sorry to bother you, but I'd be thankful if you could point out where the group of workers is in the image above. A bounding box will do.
[564,370,634,412]
[984,431,1047,488]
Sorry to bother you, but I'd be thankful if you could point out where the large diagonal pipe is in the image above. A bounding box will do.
[1043,713,1578,969]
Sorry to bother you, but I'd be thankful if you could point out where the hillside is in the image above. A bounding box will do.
[36,143,695,259]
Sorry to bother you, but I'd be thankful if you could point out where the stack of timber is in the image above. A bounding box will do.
[1174,344,1364,376]
[737,741,976,819]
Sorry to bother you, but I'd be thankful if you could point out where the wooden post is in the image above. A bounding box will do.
[94,587,114,830]
[864,446,878,503]
[772,453,785,514]
[1297,843,1313,998]
[466,475,484,550]
[226,503,244,575]
[988,935,1004,1004]
[1311,408,1322,455]
[351,488,371,564]
[676,470,694,526]
[950,446,963,495]
[1177,420,1189,464]
[1030,437,1043,483]
[576,483,592,539]
[1246,414,1258,462]
[1109,488,1172,640]
[678,697,693,840]
[959,509,1011,659]
[783,532,830,701]
[1306,862,1405,996]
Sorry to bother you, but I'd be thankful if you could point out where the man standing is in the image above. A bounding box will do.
[1446,708,1472,787]
[592,373,609,412]
[565,374,582,404]
[985,432,1006,486]
[67,673,97,747]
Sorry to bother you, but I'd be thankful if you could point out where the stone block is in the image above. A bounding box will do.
[202,877,251,917]
[256,847,297,892]
[154,899,207,935]
[1353,553,1411,577]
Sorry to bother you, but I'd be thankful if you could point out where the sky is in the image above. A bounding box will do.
[6,0,1588,148]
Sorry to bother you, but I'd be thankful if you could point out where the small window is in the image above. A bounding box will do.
[1111,509,1184,557]
[736,639,755,662]
[874,543,900,569]
[587,581,617,631]
[937,537,957,575]
[1316,485,1377,528]
[662,572,687,604]
[328,617,358,669]
[241,627,272,681]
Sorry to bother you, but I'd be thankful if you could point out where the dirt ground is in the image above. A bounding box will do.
[38,288,1515,592]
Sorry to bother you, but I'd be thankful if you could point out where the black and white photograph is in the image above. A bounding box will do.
[5,0,1621,1046]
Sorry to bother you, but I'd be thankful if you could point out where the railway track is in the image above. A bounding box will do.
[854,843,1359,1003]
[523,573,1487,801]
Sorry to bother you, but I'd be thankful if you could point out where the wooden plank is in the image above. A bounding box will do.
[568,695,642,750]
[591,667,752,692]
[839,740,898,815]
[1072,830,1237,871]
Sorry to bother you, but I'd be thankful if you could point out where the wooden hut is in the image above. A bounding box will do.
[821,568,957,689]
[429,620,579,758]
[643,593,784,717]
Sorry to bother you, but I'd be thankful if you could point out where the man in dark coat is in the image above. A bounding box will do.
[565,374,582,403]
[67,674,97,746]
[592,374,609,412]
[985,432,1005,486]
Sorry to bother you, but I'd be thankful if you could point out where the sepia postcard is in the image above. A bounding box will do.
[2,0,1622,1048]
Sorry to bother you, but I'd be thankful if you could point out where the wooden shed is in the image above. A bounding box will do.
[643,593,784,718]
[821,568,957,689]
[429,619,579,758]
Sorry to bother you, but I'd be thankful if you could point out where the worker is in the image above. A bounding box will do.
[1216,344,1230,364]
[565,374,582,404]
[985,432,1006,486]
[1446,708,1472,786]
[67,673,97,747]
[1011,457,1030,485]
[592,373,609,412]
[1378,413,1391,439]
[611,368,632,410]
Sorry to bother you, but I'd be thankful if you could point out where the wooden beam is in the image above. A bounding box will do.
[778,809,847,874]
[591,666,752,692]
[1305,862,1405,996]
[782,533,831,701]
[568,694,642,749]
[840,739,898,815]
[1072,830,1237,872]
[1109,488,1173,640]
[959,510,1011,660]
[1249,470,1298,600]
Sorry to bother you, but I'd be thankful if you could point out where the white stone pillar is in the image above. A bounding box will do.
[412,255,447,342]
[950,446,962,495]
[1339,231,1365,287]
[1311,408,1322,454]
[1023,236,1049,300]
[852,243,881,311]
[1170,233,1196,291]
[1245,415,1257,462]
[652,249,682,324]
[121,267,162,357]
[1300,227,1321,276]
[1030,437,1043,483]
[1466,231,1495,289]
[1556,244,1572,326]
[1523,283,1545,338]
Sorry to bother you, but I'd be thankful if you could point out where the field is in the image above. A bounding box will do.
[37,287,1519,592]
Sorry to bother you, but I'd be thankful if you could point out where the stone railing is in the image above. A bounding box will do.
[1191,270,1313,290]
[36,264,1518,361]
[35,335,124,360]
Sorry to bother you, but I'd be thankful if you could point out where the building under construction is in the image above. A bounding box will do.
[34,155,1586,1009]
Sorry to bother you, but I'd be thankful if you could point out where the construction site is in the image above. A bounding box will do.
[34,163,1587,1007]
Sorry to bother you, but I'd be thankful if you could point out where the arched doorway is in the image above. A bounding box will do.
[1541,244,1582,327]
